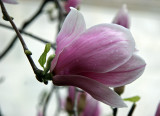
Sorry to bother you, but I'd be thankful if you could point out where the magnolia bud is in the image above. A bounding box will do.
[65,97,74,114]
[78,93,86,113]
[114,86,125,95]
[112,4,130,28]
[64,0,81,12]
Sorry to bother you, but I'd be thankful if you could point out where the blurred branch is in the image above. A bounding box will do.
[54,87,61,116]
[0,0,54,60]
[0,23,56,49]
[128,103,136,116]
[0,107,3,116]
[73,88,78,116]
[113,108,118,116]
[43,85,55,116]
[0,0,51,83]
[54,0,66,33]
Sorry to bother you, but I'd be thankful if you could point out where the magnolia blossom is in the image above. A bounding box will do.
[65,86,100,116]
[112,4,130,28]
[64,0,81,12]
[80,94,100,116]
[51,8,146,108]
[155,102,160,116]
[2,0,17,4]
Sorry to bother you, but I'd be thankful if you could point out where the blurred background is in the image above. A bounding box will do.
[0,0,160,116]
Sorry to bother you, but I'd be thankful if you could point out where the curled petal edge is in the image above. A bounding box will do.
[51,7,86,72]
[81,53,146,87]
[52,75,127,108]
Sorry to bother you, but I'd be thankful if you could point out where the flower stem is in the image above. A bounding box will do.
[54,87,61,116]
[42,85,55,116]
[113,108,118,116]
[127,103,136,116]
[73,88,78,116]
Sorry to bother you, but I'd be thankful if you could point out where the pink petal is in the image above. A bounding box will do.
[56,7,86,54]
[54,24,135,75]
[68,86,75,100]
[51,8,86,71]
[65,0,81,12]
[155,102,160,116]
[2,0,17,4]
[81,53,146,87]
[80,94,100,116]
[52,75,127,108]
[112,4,130,28]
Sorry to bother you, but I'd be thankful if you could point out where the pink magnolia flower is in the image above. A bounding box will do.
[2,0,17,4]
[64,0,81,12]
[80,94,100,116]
[155,102,160,116]
[51,8,146,108]
[66,86,100,116]
[112,4,130,28]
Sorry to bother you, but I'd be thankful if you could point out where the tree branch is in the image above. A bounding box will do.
[43,85,55,116]
[0,0,54,60]
[0,0,45,82]
[128,103,136,116]
[0,23,56,50]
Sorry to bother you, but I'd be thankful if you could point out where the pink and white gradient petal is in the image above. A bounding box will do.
[51,8,86,71]
[80,94,100,116]
[54,24,135,75]
[112,4,130,28]
[81,53,146,87]
[56,7,86,54]
[53,75,127,108]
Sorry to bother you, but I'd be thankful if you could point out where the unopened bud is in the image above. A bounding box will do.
[112,4,130,28]
[64,0,81,13]
[78,93,86,113]
[3,15,14,21]
[65,97,74,114]
[114,86,125,95]
[25,50,32,55]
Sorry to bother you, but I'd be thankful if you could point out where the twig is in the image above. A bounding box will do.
[73,88,78,116]
[113,108,118,116]
[113,86,125,116]
[54,87,61,116]
[127,103,136,116]
[0,107,3,116]
[0,0,54,60]
[43,85,55,116]
[0,23,56,49]
[0,0,43,82]
[54,0,65,33]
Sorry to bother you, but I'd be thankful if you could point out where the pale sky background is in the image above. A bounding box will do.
[0,0,160,116]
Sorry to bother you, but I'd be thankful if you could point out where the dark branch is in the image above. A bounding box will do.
[0,23,56,50]
[113,108,118,116]
[43,85,55,116]
[0,0,54,60]
[54,87,61,116]
[128,103,136,116]
[0,0,43,82]
[54,0,65,32]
